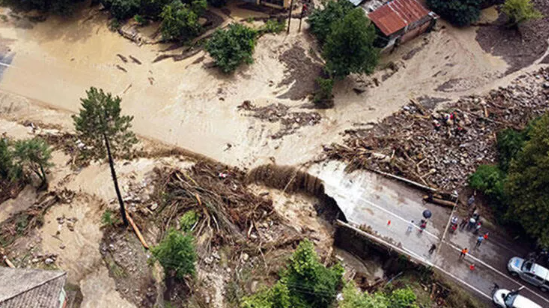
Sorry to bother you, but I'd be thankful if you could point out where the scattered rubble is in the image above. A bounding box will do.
[324,68,549,191]
[238,102,321,139]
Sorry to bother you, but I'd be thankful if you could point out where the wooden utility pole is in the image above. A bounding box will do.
[104,132,129,226]
[298,3,306,32]
[286,0,294,34]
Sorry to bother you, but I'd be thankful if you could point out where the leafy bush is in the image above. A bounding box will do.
[179,210,199,232]
[101,209,119,226]
[206,24,258,73]
[468,164,506,204]
[134,14,148,26]
[389,288,418,308]
[151,229,197,279]
[323,8,379,79]
[207,0,226,7]
[160,0,205,41]
[307,0,354,45]
[339,283,389,308]
[503,0,543,26]
[313,77,334,107]
[260,19,286,34]
[241,282,292,308]
[426,0,483,27]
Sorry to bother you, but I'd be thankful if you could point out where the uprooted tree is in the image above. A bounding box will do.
[426,0,483,27]
[72,87,138,226]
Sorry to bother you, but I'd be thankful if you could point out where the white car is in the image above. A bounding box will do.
[508,257,549,292]
[492,289,541,308]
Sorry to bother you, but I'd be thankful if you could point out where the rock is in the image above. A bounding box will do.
[31,258,39,263]
[44,258,54,265]
[204,256,213,265]
[150,203,158,211]
[212,251,220,260]
[67,222,75,232]
[60,244,66,250]
[241,253,249,262]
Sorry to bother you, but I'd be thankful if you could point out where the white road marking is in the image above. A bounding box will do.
[357,196,440,239]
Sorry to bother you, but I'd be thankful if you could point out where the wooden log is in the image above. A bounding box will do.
[126,212,149,249]
[423,196,455,208]
[3,256,15,268]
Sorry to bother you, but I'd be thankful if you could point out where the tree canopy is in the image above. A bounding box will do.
[206,23,258,73]
[502,0,543,26]
[307,0,354,46]
[323,8,379,79]
[72,87,138,161]
[160,0,206,41]
[506,113,549,246]
[12,138,53,187]
[151,229,197,279]
[426,0,483,27]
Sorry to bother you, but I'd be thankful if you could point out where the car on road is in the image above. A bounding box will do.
[492,289,542,308]
[508,257,549,292]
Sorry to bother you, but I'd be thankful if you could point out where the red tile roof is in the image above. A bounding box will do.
[368,0,431,36]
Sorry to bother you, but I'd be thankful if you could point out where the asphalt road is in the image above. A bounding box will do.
[310,161,549,307]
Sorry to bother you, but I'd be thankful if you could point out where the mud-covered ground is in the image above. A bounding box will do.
[476,1,549,73]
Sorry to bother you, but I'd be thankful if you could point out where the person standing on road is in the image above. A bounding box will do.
[460,247,468,259]
[429,244,437,254]
[475,235,484,248]
[468,194,475,207]
[459,218,468,230]
[419,220,427,233]
[483,232,489,240]
[406,220,414,234]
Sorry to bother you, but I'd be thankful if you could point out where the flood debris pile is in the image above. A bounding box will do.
[238,101,321,139]
[324,68,549,191]
[141,161,319,306]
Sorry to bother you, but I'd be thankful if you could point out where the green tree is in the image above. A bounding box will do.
[3,0,77,15]
[160,0,205,41]
[426,0,482,27]
[151,229,197,279]
[72,87,138,226]
[339,283,388,308]
[323,9,379,79]
[206,23,258,73]
[284,239,344,308]
[105,0,141,20]
[307,0,354,46]
[502,0,543,26]
[496,128,528,172]
[506,113,549,246]
[468,164,506,205]
[13,138,52,188]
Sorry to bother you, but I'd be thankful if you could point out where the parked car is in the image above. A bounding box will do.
[492,289,542,308]
[508,257,549,292]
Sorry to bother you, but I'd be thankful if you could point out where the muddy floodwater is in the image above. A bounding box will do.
[0,5,514,169]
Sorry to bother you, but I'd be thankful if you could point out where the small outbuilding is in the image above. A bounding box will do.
[0,267,67,308]
[366,0,437,49]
